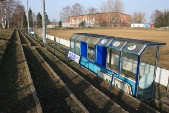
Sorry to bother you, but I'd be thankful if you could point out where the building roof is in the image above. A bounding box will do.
[69,12,130,17]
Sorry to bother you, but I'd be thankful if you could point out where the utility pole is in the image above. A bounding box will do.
[27,0,30,34]
[42,0,46,44]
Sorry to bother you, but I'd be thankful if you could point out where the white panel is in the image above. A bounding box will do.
[51,36,55,41]
[58,37,60,43]
[50,36,52,40]
[56,37,59,43]
[60,38,64,45]
[155,67,169,87]
[111,54,119,66]
[97,71,132,95]
[66,40,70,47]
[63,39,66,46]
[49,35,52,40]
[97,71,112,82]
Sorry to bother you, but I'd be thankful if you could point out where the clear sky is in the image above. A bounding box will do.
[21,0,169,23]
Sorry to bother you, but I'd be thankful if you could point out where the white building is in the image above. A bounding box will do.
[131,23,144,28]
[47,25,57,28]
[62,22,70,27]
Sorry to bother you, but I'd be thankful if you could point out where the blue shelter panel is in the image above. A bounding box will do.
[81,42,87,57]
[71,33,166,99]
[96,45,107,67]
[80,57,136,95]
[80,57,89,68]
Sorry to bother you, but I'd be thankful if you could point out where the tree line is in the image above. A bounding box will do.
[59,0,124,22]
[151,10,169,27]
[59,0,169,27]
[0,0,49,29]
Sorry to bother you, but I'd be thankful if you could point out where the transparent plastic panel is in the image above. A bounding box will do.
[81,36,91,42]
[75,43,80,55]
[70,41,75,52]
[88,37,100,45]
[140,46,156,66]
[137,46,157,99]
[88,44,95,61]
[108,40,126,50]
[70,34,78,40]
[121,52,137,81]
[75,35,84,55]
[122,42,145,55]
[76,35,84,41]
[107,49,120,73]
[70,34,78,52]
[98,38,113,47]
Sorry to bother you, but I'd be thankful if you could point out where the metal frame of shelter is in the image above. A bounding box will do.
[69,33,166,99]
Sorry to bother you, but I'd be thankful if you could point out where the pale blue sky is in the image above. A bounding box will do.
[21,0,169,23]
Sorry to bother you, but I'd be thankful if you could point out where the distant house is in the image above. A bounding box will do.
[47,22,71,28]
[47,25,56,28]
[47,22,59,28]
[150,24,154,28]
[131,23,144,28]
[131,23,154,28]
[62,22,70,27]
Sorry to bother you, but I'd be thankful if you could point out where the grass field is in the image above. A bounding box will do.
[36,28,169,70]
[0,30,37,112]
[0,29,13,40]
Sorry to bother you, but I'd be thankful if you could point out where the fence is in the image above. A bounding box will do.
[46,34,169,87]
[46,34,70,47]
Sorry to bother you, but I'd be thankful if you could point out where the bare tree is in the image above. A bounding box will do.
[0,0,20,29]
[11,4,25,28]
[100,0,112,13]
[71,3,84,16]
[150,10,162,23]
[59,5,72,22]
[114,0,124,12]
[71,3,84,27]
[100,0,124,13]
[99,0,124,27]
[32,12,36,27]
[0,0,9,28]
[0,1,5,28]
[131,12,146,23]
[59,3,84,27]
[86,7,98,14]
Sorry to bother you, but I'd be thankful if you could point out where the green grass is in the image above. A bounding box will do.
[0,29,13,40]
[0,30,36,113]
